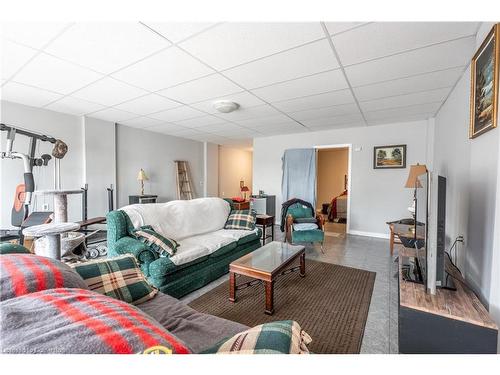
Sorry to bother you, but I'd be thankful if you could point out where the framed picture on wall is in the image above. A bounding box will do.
[373,145,407,169]
[470,24,499,139]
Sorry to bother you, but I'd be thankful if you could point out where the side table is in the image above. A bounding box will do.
[256,214,275,245]
[23,222,80,260]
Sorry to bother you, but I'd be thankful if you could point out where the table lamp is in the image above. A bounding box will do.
[241,185,249,200]
[404,164,427,236]
[137,169,149,196]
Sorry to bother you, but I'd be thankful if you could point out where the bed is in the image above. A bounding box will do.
[327,191,348,222]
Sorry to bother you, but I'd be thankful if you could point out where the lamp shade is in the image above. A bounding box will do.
[404,164,427,188]
[137,169,149,181]
[241,186,249,192]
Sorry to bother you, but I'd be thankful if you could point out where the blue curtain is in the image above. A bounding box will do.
[281,148,316,206]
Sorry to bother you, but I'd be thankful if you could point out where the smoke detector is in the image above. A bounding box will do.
[213,100,240,113]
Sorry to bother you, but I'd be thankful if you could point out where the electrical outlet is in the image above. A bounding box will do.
[42,203,49,211]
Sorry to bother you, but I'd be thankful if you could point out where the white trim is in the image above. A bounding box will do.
[348,229,390,239]
[314,143,352,234]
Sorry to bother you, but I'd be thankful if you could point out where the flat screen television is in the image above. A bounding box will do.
[401,173,455,291]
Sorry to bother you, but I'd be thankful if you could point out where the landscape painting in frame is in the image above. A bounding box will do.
[373,145,407,169]
[470,24,499,139]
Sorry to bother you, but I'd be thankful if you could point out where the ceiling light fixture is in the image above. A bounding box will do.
[213,100,240,113]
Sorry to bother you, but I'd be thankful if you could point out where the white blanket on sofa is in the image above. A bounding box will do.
[120,198,258,265]
[121,197,231,241]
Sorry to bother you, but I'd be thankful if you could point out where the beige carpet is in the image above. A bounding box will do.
[189,260,375,354]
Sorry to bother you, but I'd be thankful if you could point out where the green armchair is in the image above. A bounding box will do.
[284,202,325,253]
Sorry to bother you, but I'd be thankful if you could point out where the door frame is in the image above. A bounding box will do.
[314,144,352,234]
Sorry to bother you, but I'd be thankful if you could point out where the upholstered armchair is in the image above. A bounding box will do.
[284,202,325,253]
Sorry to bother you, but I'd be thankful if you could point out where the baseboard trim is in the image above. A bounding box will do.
[348,230,390,239]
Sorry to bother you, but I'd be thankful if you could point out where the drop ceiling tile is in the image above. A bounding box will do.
[236,114,293,128]
[223,39,338,89]
[289,103,361,121]
[143,22,217,43]
[272,89,355,113]
[190,91,265,114]
[14,53,103,94]
[73,77,147,106]
[251,69,348,103]
[253,121,306,133]
[212,104,282,122]
[359,87,450,112]
[364,102,442,121]
[158,74,242,104]
[307,121,365,132]
[113,93,180,115]
[0,22,70,49]
[366,113,434,126]
[333,22,478,66]
[302,113,365,128]
[174,115,228,128]
[119,116,164,128]
[89,107,137,122]
[221,138,253,148]
[149,105,205,122]
[45,96,105,116]
[324,22,368,35]
[1,81,63,107]
[1,40,38,80]
[353,67,464,101]
[179,22,325,70]
[111,46,213,91]
[210,127,257,137]
[344,37,475,87]
[45,22,170,74]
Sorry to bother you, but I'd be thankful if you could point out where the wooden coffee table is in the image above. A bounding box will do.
[229,241,305,315]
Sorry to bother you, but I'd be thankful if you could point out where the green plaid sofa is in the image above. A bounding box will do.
[106,199,261,298]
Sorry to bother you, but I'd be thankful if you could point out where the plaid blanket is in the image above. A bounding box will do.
[0,254,89,301]
[0,288,191,354]
[202,320,311,354]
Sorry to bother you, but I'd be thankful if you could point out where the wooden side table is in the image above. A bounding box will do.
[129,195,158,204]
[256,214,275,245]
[232,200,250,210]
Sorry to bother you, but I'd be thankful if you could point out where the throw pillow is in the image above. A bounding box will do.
[0,288,191,354]
[0,254,89,301]
[133,225,178,257]
[201,320,312,354]
[224,209,256,231]
[71,254,157,305]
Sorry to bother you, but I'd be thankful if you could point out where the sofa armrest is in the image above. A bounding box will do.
[113,237,158,277]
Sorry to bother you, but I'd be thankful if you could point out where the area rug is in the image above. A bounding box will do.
[189,260,375,354]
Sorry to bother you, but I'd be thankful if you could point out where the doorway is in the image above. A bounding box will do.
[316,146,350,236]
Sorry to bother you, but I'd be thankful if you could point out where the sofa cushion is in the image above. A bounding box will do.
[0,243,31,255]
[224,209,257,230]
[133,225,178,257]
[201,320,311,354]
[169,232,236,266]
[137,292,248,353]
[294,217,318,224]
[121,197,231,241]
[0,288,191,354]
[71,254,157,305]
[0,254,88,301]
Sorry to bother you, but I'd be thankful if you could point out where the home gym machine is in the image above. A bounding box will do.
[1,123,67,243]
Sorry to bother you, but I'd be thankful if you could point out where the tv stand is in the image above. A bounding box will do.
[398,246,498,353]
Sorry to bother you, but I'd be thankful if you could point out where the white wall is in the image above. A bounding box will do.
[1,101,85,226]
[204,142,219,197]
[433,22,499,345]
[83,117,116,217]
[253,120,432,236]
[115,124,204,207]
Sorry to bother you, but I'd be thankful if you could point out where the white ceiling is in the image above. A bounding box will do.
[0,21,479,147]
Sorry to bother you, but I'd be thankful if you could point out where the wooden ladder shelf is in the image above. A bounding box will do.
[175,160,194,200]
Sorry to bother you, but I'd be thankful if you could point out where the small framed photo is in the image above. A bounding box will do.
[470,24,499,139]
[373,145,407,169]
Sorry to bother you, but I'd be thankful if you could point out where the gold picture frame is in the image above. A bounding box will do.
[470,24,499,139]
